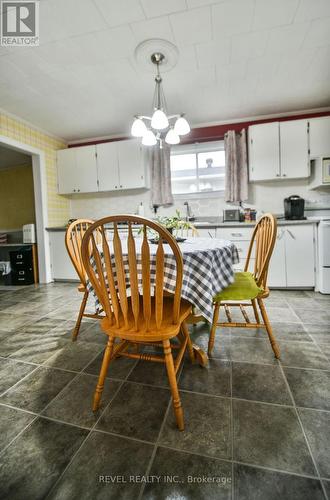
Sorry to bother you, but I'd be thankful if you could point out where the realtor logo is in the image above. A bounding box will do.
[1,1,39,46]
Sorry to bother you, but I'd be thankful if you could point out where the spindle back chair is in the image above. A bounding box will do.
[81,215,194,430]
[208,214,280,359]
[65,219,102,340]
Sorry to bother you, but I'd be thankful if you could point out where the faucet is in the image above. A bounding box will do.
[184,201,195,221]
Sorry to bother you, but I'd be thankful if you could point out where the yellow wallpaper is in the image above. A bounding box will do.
[0,113,70,226]
[0,164,36,229]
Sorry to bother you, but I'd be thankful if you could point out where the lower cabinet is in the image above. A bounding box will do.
[49,231,78,281]
[268,224,315,288]
[215,223,315,288]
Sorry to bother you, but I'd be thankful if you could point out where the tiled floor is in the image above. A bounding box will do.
[0,283,329,499]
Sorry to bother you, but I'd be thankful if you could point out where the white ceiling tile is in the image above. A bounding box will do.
[140,0,187,18]
[195,39,231,68]
[217,61,247,83]
[187,0,224,7]
[266,22,310,55]
[170,6,212,45]
[212,0,254,38]
[93,0,145,27]
[39,0,108,44]
[231,31,269,62]
[294,0,330,23]
[130,16,174,44]
[253,0,299,30]
[303,17,330,48]
[246,55,282,78]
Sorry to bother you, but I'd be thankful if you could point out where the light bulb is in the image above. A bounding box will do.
[142,130,157,146]
[151,109,169,130]
[174,116,190,135]
[131,118,147,137]
[165,128,180,145]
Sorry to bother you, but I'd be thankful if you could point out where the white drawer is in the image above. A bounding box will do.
[216,226,253,241]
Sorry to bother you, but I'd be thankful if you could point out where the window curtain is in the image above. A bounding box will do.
[149,143,174,207]
[224,129,248,203]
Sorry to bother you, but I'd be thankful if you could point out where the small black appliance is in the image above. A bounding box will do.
[284,195,306,220]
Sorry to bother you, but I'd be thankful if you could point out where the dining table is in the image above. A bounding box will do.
[87,236,239,364]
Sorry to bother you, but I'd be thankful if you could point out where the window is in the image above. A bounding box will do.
[170,140,225,195]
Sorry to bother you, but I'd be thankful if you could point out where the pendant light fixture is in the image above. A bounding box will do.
[131,52,190,146]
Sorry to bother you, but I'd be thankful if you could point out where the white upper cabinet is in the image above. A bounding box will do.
[57,139,148,194]
[75,145,98,193]
[57,148,76,194]
[97,139,147,192]
[57,146,98,194]
[248,122,280,181]
[248,119,310,181]
[97,142,119,192]
[280,120,310,179]
[309,117,330,158]
[117,140,145,189]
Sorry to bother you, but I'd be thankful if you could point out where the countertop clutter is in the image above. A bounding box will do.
[46,217,320,232]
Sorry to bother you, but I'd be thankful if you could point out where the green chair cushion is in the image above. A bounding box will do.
[214,272,263,302]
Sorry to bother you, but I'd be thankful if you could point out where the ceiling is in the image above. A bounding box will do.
[0,0,329,141]
[0,145,31,170]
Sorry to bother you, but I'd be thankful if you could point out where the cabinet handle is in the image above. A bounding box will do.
[231,232,243,237]
[120,185,123,188]
[73,189,76,192]
[115,186,117,189]
[282,174,287,177]
[276,173,280,177]
[77,189,80,192]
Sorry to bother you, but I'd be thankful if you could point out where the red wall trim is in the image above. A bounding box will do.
[68,110,330,148]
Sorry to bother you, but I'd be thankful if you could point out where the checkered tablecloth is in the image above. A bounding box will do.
[87,237,239,323]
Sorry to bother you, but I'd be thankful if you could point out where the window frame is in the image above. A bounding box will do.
[170,140,225,199]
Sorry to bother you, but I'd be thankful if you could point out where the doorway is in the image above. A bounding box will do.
[0,134,51,283]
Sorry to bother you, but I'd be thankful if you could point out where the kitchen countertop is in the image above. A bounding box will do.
[46,218,320,231]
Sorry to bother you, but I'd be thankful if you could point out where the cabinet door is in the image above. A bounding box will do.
[196,228,216,238]
[96,142,119,191]
[285,225,315,287]
[117,139,145,189]
[248,123,280,181]
[75,145,98,193]
[309,117,330,158]
[57,149,77,194]
[280,120,309,179]
[267,228,287,287]
[49,231,78,280]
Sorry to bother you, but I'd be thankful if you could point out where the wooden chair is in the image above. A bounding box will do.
[65,219,102,341]
[208,213,280,359]
[81,215,195,431]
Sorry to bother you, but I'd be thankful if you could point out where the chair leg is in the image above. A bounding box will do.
[93,336,114,411]
[72,290,89,341]
[251,298,260,324]
[257,298,280,359]
[208,302,220,356]
[181,322,195,364]
[163,339,184,431]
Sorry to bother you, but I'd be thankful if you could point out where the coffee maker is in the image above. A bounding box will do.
[284,195,306,220]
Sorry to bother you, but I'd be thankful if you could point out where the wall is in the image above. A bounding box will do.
[0,164,36,229]
[69,178,330,221]
[0,113,70,226]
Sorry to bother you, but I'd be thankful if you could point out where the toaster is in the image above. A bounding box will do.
[223,209,241,222]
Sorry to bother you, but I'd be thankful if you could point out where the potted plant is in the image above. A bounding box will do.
[156,210,196,235]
